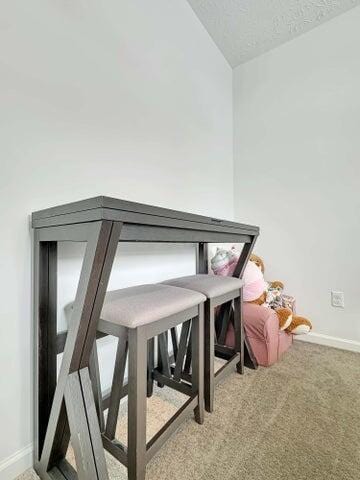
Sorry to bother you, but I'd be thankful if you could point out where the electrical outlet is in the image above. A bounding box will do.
[331,291,345,308]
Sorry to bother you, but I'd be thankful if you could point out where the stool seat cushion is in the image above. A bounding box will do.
[162,274,244,299]
[100,284,206,328]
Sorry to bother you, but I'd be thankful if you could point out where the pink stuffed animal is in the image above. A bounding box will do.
[211,246,240,277]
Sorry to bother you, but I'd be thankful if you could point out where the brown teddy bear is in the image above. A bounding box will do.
[244,254,312,335]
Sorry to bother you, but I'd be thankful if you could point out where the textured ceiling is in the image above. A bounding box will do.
[187,0,360,66]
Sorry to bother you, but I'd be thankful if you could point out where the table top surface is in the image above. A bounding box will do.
[32,196,259,235]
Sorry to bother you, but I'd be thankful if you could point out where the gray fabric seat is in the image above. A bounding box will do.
[162,274,244,299]
[100,284,206,329]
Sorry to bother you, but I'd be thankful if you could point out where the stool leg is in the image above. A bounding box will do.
[128,327,147,480]
[173,320,191,381]
[156,332,168,388]
[234,292,245,375]
[89,342,105,433]
[204,300,215,413]
[192,306,205,425]
[105,332,128,440]
[158,332,171,378]
[147,338,155,398]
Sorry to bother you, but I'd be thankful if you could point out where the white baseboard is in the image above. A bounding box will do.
[295,332,360,353]
[0,444,33,480]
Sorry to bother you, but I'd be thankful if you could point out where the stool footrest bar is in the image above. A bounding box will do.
[102,436,128,467]
[152,370,193,397]
[215,344,236,360]
[145,396,198,463]
[214,354,239,385]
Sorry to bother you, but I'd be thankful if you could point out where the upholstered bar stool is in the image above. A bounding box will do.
[97,284,206,480]
[162,274,244,413]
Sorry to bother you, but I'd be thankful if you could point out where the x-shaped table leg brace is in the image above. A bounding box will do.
[35,220,122,480]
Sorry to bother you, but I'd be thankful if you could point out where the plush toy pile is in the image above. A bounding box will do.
[244,254,312,334]
[211,247,312,335]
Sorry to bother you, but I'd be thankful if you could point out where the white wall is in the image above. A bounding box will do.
[0,1,232,477]
[234,7,360,347]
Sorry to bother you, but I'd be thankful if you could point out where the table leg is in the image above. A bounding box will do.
[65,369,108,479]
[234,292,244,374]
[35,220,121,479]
[34,238,58,463]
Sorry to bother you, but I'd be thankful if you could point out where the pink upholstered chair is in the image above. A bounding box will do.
[226,303,293,367]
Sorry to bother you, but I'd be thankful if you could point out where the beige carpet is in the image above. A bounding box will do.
[18,342,360,480]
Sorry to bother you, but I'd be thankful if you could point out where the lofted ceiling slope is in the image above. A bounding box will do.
[187,0,360,66]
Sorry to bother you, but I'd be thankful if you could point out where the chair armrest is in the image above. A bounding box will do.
[243,303,280,343]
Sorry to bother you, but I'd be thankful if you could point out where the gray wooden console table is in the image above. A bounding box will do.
[32,196,259,480]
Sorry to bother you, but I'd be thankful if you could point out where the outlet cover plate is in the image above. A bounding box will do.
[331,291,345,308]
